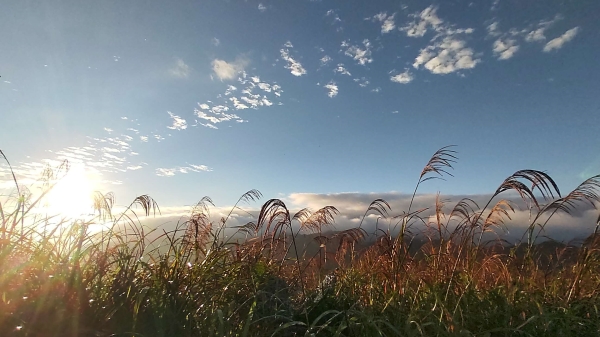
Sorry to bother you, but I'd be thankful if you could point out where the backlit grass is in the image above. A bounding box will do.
[1,147,599,336]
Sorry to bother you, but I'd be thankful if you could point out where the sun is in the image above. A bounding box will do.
[44,164,96,219]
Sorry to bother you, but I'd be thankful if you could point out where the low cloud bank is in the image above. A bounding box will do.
[131,191,599,245]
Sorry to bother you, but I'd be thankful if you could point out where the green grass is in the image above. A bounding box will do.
[0,147,599,336]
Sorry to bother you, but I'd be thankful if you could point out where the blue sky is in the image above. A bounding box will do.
[1,0,599,219]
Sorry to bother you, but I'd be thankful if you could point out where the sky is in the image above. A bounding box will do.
[1,0,599,239]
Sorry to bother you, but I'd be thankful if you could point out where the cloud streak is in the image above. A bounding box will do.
[280,42,307,76]
[156,164,213,177]
[543,27,579,52]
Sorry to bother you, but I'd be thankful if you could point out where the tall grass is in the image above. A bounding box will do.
[0,147,599,336]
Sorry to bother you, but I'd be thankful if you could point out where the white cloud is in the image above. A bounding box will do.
[413,36,479,74]
[156,164,212,177]
[230,97,249,110]
[192,69,283,129]
[257,82,271,92]
[381,15,396,34]
[286,192,599,242]
[525,28,546,42]
[493,38,519,60]
[400,6,478,74]
[189,164,212,172]
[390,69,414,84]
[211,56,250,81]
[342,39,373,65]
[156,168,176,177]
[324,81,338,98]
[524,15,562,42]
[167,111,188,130]
[102,146,120,153]
[401,6,444,37]
[169,58,190,78]
[200,123,218,129]
[326,9,341,23]
[487,22,501,37]
[334,64,351,76]
[127,165,143,171]
[258,3,266,12]
[370,12,396,34]
[211,37,220,46]
[320,55,332,66]
[371,12,387,22]
[543,27,579,52]
[140,136,148,142]
[280,45,307,76]
[353,77,369,87]
[487,16,567,59]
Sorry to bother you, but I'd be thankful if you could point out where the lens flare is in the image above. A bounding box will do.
[44,164,95,219]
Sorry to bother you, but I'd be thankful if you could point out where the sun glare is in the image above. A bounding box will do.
[44,164,96,219]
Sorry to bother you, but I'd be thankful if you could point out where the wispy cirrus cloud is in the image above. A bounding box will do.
[325,9,342,25]
[156,164,212,177]
[127,165,143,171]
[0,119,159,190]
[169,58,190,78]
[211,56,250,81]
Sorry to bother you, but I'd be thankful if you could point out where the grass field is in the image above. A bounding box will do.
[1,147,599,336]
